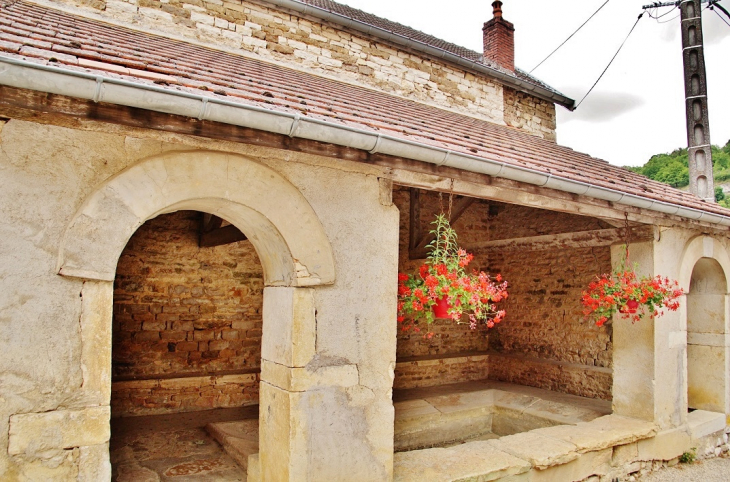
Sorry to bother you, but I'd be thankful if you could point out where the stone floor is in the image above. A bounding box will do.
[110,406,257,481]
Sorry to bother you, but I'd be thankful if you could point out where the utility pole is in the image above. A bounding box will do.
[643,0,715,201]
[681,0,714,201]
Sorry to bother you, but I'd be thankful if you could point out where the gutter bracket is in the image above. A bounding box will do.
[198,97,209,120]
[93,77,103,103]
[288,113,301,138]
[369,134,383,154]
[438,150,451,167]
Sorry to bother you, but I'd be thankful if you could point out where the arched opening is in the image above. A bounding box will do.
[59,151,335,481]
[110,210,262,479]
[687,257,728,413]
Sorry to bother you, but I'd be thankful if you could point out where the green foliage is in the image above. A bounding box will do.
[716,187,725,202]
[679,448,696,464]
[629,140,730,190]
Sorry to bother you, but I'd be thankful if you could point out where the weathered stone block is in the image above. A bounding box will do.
[261,287,315,368]
[8,406,111,456]
[636,427,692,461]
[261,359,358,392]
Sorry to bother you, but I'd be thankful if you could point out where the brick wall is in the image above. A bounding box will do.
[50,0,558,140]
[394,353,489,390]
[482,16,515,72]
[112,210,263,416]
[394,188,613,399]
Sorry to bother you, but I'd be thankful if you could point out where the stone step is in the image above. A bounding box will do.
[206,419,259,472]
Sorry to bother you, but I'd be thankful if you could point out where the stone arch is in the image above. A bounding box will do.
[57,150,335,287]
[679,236,730,414]
[678,236,730,293]
[63,150,336,479]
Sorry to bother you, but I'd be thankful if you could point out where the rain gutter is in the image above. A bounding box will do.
[0,56,727,227]
[265,0,576,111]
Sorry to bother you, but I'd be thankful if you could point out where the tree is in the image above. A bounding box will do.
[715,187,725,202]
[628,140,730,190]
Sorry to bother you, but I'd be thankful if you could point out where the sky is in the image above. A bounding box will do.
[334,0,730,167]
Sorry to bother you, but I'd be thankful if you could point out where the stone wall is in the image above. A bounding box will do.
[0,117,399,480]
[393,188,612,398]
[45,0,557,140]
[503,87,556,141]
[111,210,263,416]
[477,203,613,400]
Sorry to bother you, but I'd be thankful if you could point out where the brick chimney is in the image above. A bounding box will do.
[482,1,515,71]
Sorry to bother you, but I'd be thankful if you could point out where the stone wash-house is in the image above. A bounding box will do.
[2,0,730,479]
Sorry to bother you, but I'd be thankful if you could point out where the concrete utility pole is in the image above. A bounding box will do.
[642,0,715,201]
[680,0,714,201]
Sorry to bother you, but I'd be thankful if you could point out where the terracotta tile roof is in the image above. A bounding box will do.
[290,0,566,99]
[0,1,727,219]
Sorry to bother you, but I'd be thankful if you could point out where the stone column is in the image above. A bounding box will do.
[613,231,694,430]
[611,241,657,422]
[258,287,363,481]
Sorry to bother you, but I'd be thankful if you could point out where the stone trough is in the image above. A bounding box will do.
[206,380,614,480]
[205,380,728,480]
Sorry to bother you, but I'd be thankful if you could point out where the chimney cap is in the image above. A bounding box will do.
[492,0,503,18]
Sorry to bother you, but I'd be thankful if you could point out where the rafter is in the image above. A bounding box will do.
[199,213,247,248]
[469,225,656,252]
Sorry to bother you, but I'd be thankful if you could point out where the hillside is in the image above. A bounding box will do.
[627,140,730,207]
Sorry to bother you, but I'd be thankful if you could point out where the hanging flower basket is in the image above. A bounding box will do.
[618,299,639,314]
[581,267,683,327]
[397,214,508,336]
[432,295,452,318]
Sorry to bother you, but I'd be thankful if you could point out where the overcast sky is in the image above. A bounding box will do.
[335,0,730,167]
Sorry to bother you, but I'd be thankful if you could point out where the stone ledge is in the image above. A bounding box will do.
[112,372,258,390]
[394,441,532,482]
[396,351,490,367]
[687,410,727,440]
[531,415,656,454]
[487,432,579,469]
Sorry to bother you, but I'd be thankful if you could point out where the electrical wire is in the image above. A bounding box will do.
[713,6,730,25]
[655,11,681,23]
[715,1,730,19]
[575,13,645,109]
[529,0,610,73]
[709,0,730,25]
[646,4,679,20]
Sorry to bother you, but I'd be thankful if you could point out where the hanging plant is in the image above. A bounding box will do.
[581,268,683,326]
[581,217,683,326]
[397,213,508,337]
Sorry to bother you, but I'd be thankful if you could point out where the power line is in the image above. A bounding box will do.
[575,13,645,109]
[646,4,678,19]
[529,0,610,74]
[712,6,730,25]
[709,0,730,24]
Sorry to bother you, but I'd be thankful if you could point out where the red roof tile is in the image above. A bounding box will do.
[0,1,727,218]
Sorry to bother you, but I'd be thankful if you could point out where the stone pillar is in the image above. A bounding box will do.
[259,287,316,481]
[258,287,364,481]
[613,230,700,430]
[612,241,657,421]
